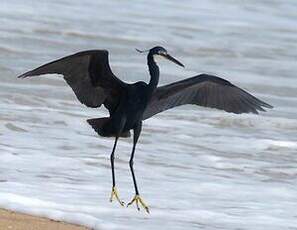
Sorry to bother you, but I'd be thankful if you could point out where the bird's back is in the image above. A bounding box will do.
[87,81,149,137]
[121,81,150,130]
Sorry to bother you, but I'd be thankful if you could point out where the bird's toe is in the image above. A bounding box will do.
[127,195,149,213]
[110,187,125,206]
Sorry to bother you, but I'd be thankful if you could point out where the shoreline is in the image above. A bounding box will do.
[0,208,90,230]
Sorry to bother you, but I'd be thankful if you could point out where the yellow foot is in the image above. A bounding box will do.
[110,187,124,206]
[127,195,149,213]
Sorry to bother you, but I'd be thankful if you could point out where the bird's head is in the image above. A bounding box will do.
[136,46,184,68]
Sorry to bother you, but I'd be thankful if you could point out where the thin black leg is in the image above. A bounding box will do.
[109,117,126,206]
[129,121,142,195]
[110,136,119,187]
[127,121,149,213]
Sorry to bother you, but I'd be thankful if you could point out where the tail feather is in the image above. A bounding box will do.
[87,117,130,138]
[87,117,109,136]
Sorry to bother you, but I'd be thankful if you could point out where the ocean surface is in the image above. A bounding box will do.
[0,0,297,229]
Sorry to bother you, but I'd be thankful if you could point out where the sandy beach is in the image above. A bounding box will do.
[0,209,89,230]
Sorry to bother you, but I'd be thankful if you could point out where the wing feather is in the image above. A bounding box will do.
[143,74,272,120]
[18,50,125,111]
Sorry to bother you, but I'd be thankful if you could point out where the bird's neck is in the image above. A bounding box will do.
[147,53,160,92]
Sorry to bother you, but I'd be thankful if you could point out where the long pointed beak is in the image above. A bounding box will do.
[161,53,184,68]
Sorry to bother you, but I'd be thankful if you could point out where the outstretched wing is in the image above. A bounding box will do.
[18,50,126,113]
[143,74,273,120]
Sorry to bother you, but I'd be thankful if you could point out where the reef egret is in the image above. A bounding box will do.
[18,46,272,213]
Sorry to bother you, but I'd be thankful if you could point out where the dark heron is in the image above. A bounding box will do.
[18,46,272,213]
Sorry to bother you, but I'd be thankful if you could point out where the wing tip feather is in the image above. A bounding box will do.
[17,73,28,79]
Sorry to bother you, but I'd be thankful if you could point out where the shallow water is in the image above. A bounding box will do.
[0,0,297,229]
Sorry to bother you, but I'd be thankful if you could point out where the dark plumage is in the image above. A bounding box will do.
[18,46,272,213]
[143,74,272,119]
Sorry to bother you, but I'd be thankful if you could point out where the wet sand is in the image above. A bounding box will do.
[0,209,90,230]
